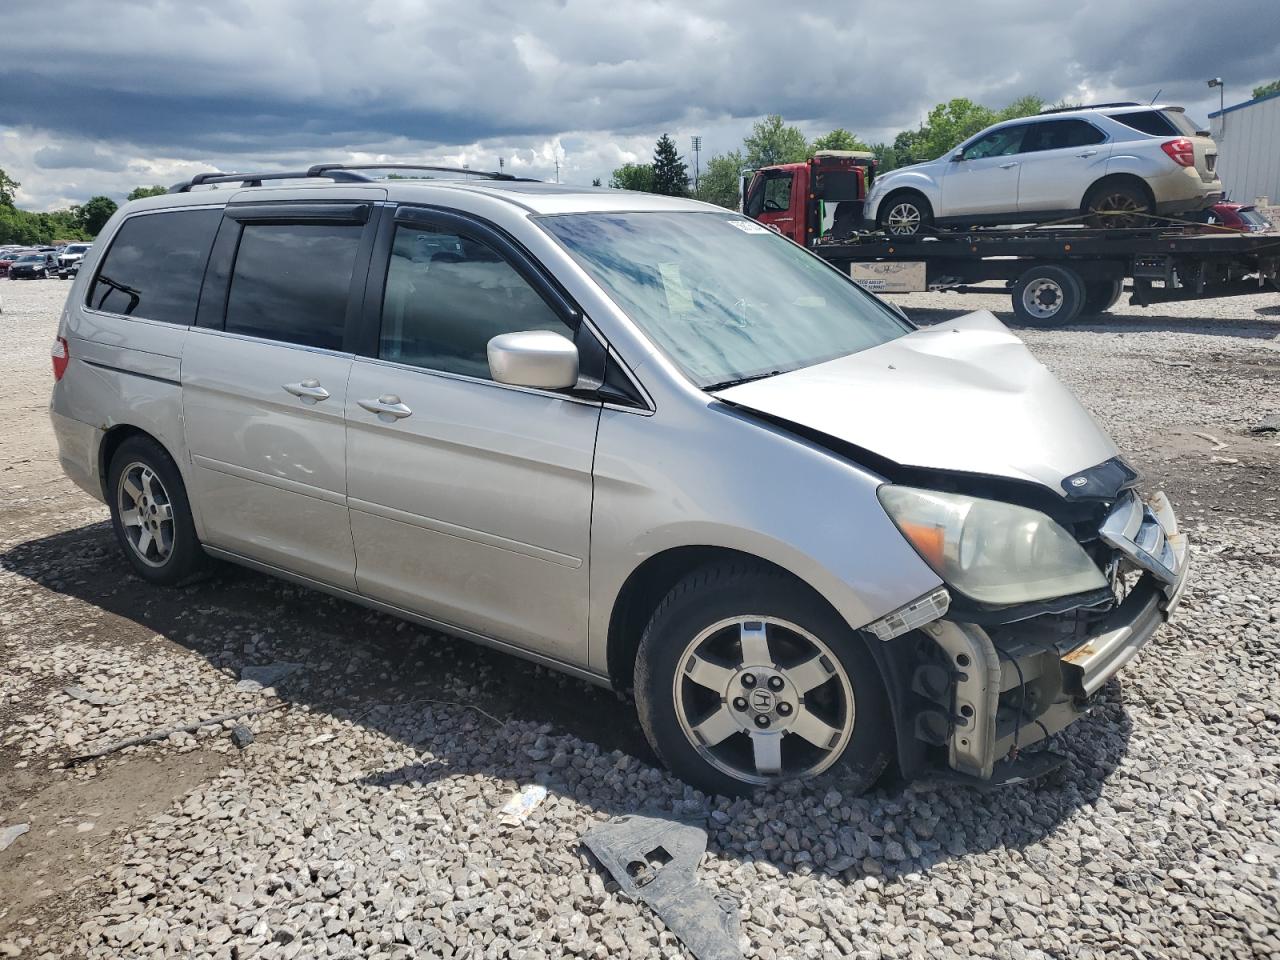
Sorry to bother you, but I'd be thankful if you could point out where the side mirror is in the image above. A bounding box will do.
[950,153,964,162]
[487,330,579,390]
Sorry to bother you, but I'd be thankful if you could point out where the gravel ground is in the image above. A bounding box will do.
[1,276,1278,959]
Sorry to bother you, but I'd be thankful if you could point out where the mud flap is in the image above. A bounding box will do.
[582,814,741,960]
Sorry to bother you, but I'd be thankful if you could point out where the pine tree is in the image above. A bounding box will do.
[651,134,690,196]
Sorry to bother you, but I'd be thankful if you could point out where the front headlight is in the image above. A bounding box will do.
[878,485,1107,605]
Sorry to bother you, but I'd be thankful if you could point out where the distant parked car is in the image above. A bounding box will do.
[864,103,1223,235]
[8,252,57,279]
[1192,201,1273,233]
[58,242,92,279]
[0,248,36,278]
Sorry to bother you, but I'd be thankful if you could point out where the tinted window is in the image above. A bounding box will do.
[1107,110,1178,136]
[960,125,1027,160]
[1025,119,1106,151]
[224,222,362,350]
[744,173,792,216]
[88,210,219,323]
[379,224,569,380]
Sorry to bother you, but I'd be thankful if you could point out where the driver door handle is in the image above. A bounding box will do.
[283,379,330,403]
[1077,150,1099,158]
[358,395,413,420]
[999,161,1019,169]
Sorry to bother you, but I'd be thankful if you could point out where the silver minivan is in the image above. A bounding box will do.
[50,166,1189,795]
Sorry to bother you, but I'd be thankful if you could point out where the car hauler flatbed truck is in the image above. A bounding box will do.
[811,226,1280,324]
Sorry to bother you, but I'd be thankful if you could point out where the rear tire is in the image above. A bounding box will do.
[1011,264,1085,325]
[107,436,207,586]
[634,562,892,797]
[877,192,933,236]
[1081,278,1124,316]
[1084,181,1152,229]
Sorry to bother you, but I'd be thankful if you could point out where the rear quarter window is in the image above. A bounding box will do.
[1106,110,1178,137]
[87,209,220,323]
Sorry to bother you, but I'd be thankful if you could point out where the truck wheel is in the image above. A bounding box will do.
[1011,265,1085,325]
[107,436,208,586]
[877,193,933,236]
[1082,278,1123,316]
[634,562,892,797]
[1084,182,1152,229]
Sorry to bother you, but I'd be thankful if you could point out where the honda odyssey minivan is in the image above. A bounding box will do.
[51,166,1189,795]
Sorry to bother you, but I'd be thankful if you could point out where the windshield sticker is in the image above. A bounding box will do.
[726,218,771,235]
[658,262,695,315]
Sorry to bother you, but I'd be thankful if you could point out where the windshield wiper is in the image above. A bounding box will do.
[702,369,784,392]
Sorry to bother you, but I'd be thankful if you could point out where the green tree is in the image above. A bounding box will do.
[916,98,998,159]
[870,142,898,173]
[892,128,926,165]
[694,150,746,209]
[1254,79,1280,99]
[591,177,602,187]
[743,115,810,168]
[73,196,119,236]
[997,94,1046,122]
[0,167,19,207]
[127,185,168,201]
[608,162,655,192]
[651,134,690,196]
[811,128,870,152]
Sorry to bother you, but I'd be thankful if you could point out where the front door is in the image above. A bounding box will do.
[938,123,1029,219]
[746,170,801,242]
[345,208,600,662]
[182,199,377,589]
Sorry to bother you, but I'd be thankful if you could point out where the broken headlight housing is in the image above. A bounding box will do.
[877,485,1107,606]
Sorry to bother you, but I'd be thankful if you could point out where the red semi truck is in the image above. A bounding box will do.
[741,150,876,244]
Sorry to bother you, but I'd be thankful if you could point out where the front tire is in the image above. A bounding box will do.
[877,192,933,236]
[107,436,207,585]
[634,563,892,797]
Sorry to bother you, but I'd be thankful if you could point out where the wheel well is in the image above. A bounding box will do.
[606,546,822,692]
[1082,173,1154,210]
[879,187,930,214]
[97,425,157,499]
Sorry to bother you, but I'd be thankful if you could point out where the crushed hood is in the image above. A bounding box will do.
[714,311,1119,492]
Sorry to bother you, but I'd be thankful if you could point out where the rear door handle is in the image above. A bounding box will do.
[1077,150,1099,158]
[358,395,413,421]
[999,161,1019,169]
[283,379,330,403]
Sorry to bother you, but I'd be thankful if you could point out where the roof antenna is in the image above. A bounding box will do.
[1149,88,1162,104]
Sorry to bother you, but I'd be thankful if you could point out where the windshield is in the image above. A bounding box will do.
[17,255,42,262]
[66,244,90,254]
[540,211,910,388]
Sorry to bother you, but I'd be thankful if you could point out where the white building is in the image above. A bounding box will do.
[1209,89,1280,207]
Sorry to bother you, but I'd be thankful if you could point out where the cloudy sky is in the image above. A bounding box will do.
[2,0,1277,210]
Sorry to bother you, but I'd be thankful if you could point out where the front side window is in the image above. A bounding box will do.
[87,209,219,323]
[379,224,570,380]
[960,125,1027,160]
[224,222,363,350]
[745,173,793,216]
[1024,119,1106,152]
[540,211,910,389]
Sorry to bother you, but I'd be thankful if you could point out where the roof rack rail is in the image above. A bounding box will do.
[1038,101,1143,115]
[305,163,532,182]
[168,169,374,193]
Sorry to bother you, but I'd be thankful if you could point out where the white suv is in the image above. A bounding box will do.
[864,104,1223,235]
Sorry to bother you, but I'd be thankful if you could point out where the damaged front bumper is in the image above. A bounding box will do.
[924,490,1190,780]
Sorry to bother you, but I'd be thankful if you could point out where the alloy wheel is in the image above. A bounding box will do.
[672,616,855,785]
[1089,193,1148,229]
[116,461,176,567]
[884,202,922,236]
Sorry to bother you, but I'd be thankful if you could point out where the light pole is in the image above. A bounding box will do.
[691,136,702,194]
[1207,77,1224,137]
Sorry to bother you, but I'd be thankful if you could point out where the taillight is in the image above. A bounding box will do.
[1161,138,1195,167]
[52,336,69,381]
